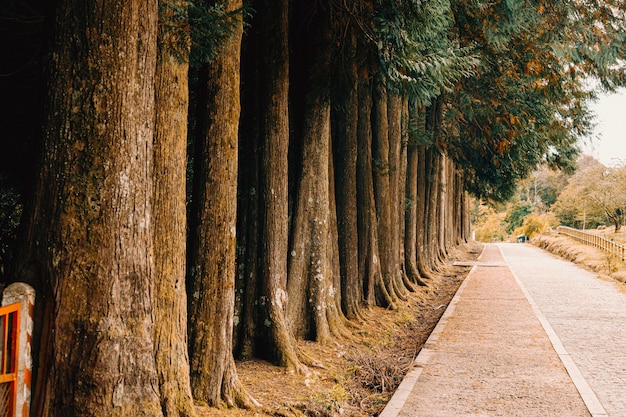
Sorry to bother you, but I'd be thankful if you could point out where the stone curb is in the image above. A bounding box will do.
[378,261,480,417]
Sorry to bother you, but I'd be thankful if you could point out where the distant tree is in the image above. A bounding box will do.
[583,165,626,231]
[505,202,533,234]
[552,159,622,229]
[518,166,571,209]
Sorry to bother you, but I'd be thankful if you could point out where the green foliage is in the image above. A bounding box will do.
[188,0,249,67]
[446,0,625,202]
[504,202,532,234]
[374,0,480,106]
[158,0,191,62]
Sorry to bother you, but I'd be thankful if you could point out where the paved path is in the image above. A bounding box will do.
[381,243,626,417]
[500,243,626,417]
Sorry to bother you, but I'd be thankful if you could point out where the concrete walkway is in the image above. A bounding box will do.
[380,243,626,417]
[500,243,626,417]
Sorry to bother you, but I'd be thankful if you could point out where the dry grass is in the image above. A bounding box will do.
[532,229,626,285]
[197,241,483,417]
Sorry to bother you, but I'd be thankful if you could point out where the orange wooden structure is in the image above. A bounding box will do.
[0,303,19,417]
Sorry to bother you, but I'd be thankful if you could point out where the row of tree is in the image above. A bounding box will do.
[1,0,625,415]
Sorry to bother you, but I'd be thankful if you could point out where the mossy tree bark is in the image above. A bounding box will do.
[331,22,362,320]
[153,1,196,415]
[187,0,255,407]
[256,0,306,372]
[15,0,164,414]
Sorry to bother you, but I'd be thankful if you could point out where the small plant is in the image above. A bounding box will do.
[604,251,619,274]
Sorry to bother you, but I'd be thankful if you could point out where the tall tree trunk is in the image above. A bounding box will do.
[187,0,255,407]
[286,86,332,343]
[356,59,389,308]
[388,91,412,294]
[416,143,433,279]
[427,149,443,271]
[331,23,361,320]
[286,0,334,343]
[327,135,351,336]
[16,0,163,414]
[438,153,449,259]
[234,48,261,359]
[257,0,306,372]
[154,1,196,415]
[404,101,427,286]
[372,73,403,304]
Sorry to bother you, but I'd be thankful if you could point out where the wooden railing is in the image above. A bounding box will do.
[0,303,19,417]
[557,226,626,261]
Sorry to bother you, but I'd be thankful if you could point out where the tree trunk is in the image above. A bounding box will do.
[286,1,334,343]
[416,143,433,279]
[388,91,412,294]
[372,75,403,303]
[404,101,427,286]
[327,134,351,336]
[16,0,163,414]
[286,88,332,343]
[153,1,196,415]
[256,0,306,372]
[356,58,388,308]
[438,153,449,259]
[187,0,254,407]
[331,23,361,320]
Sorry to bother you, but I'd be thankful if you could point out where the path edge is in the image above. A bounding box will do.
[378,246,486,417]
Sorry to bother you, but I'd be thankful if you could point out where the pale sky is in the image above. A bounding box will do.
[582,87,626,167]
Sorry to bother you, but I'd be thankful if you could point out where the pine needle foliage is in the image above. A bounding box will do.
[188,0,250,67]
[374,0,480,106]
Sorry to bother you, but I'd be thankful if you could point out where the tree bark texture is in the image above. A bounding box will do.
[256,0,304,371]
[372,74,403,304]
[331,23,361,320]
[287,1,334,343]
[387,91,411,295]
[154,1,196,415]
[187,0,253,407]
[404,102,427,286]
[356,60,385,308]
[17,0,163,415]
[416,143,433,279]
[286,83,333,343]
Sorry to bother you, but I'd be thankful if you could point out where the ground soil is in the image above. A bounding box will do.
[197,241,483,417]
